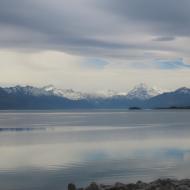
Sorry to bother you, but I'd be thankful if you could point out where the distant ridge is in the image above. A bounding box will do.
[0,84,190,109]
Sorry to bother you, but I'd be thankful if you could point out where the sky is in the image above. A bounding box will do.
[0,0,190,92]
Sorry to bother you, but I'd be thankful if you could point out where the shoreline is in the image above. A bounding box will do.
[68,179,190,190]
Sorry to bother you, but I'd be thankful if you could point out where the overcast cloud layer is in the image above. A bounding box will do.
[0,0,190,91]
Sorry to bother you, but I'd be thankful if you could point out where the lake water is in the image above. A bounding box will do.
[0,110,190,190]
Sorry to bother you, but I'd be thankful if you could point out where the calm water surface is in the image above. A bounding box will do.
[0,110,190,190]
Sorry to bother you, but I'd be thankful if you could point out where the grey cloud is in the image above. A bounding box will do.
[100,0,190,37]
[0,0,125,51]
[0,0,190,64]
[152,36,176,42]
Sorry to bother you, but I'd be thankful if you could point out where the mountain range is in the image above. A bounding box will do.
[0,83,190,109]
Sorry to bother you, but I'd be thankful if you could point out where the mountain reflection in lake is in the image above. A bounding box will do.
[0,110,190,190]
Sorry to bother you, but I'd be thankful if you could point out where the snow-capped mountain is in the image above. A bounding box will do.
[86,84,164,100]
[126,83,164,100]
[3,83,165,100]
[4,85,87,100]
[1,84,190,109]
[146,86,190,108]
[174,87,190,95]
[42,85,86,100]
[40,85,127,100]
[4,85,51,96]
[93,90,127,98]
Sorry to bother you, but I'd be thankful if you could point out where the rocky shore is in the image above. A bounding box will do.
[68,179,190,190]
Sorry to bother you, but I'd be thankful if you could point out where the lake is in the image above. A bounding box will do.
[0,110,190,190]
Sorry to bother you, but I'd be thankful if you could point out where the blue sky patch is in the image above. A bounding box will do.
[154,59,190,70]
[83,58,109,69]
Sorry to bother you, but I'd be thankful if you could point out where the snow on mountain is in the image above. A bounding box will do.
[126,83,164,100]
[3,83,166,101]
[81,84,163,100]
[42,86,128,100]
[4,85,87,100]
[4,85,51,96]
[97,90,118,98]
[1,84,190,109]
[93,90,127,98]
[174,87,190,95]
[42,85,86,100]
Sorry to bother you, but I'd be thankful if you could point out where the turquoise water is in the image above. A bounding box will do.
[0,110,190,190]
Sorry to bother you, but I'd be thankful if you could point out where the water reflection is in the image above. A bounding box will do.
[0,110,190,190]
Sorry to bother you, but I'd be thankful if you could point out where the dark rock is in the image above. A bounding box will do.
[68,179,190,190]
[85,182,101,190]
[125,183,138,190]
[100,184,111,190]
[68,183,76,190]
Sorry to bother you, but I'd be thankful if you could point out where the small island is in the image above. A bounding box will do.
[129,107,142,110]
